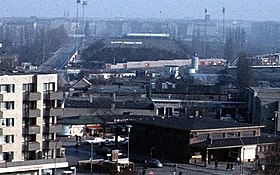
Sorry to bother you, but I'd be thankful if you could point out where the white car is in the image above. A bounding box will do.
[85,137,105,144]
[105,136,125,143]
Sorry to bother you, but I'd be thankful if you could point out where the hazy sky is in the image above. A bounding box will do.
[0,0,279,21]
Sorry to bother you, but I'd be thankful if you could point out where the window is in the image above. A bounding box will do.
[0,118,14,127]
[25,118,36,125]
[23,101,37,109]
[243,131,255,137]
[212,133,224,139]
[6,118,14,126]
[43,100,55,108]
[0,136,5,143]
[22,83,35,92]
[0,102,14,110]
[227,132,240,138]
[197,134,209,140]
[3,152,13,162]
[43,83,55,91]
[24,135,36,142]
[5,135,14,143]
[0,84,15,93]
[0,119,5,127]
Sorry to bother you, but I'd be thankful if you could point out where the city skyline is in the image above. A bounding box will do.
[0,0,279,22]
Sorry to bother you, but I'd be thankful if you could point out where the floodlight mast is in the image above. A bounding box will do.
[75,0,81,51]
[82,0,88,49]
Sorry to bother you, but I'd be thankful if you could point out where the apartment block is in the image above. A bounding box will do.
[0,73,68,175]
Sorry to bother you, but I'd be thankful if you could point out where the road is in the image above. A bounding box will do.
[58,137,260,175]
[38,45,75,73]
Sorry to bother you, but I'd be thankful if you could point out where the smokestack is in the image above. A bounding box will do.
[191,52,199,72]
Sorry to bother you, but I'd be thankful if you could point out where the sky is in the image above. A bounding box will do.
[0,0,279,22]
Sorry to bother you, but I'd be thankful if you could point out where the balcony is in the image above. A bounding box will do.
[0,126,14,135]
[23,125,40,134]
[43,140,62,150]
[43,124,62,134]
[0,93,17,102]
[43,108,63,116]
[23,92,41,101]
[22,142,40,151]
[22,109,41,118]
[44,91,63,100]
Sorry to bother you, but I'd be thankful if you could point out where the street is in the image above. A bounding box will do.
[58,137,261,175]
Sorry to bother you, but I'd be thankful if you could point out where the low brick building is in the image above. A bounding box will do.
[129,116,279,165]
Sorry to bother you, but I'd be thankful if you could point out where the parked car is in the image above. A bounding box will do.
[105,136,125,143]
[96,147,112,156]
[145,159,163,168]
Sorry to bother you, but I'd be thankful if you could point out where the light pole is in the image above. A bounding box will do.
[239,137,245,175]
[85,140,94,172]
[127,125,132,162]
[150,147,154,160]
[274,112,278,136]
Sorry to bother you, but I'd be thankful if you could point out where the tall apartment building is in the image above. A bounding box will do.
[0,73,68,175]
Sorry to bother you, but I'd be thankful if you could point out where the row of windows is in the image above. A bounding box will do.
[195,131,256,141]
[0,82,56,93]
[258,145,280,152]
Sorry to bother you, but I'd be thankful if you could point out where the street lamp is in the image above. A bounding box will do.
[85,140,94,172]
[150,147,154,160]
[274,112,278,136]
[239,137,245,175]
[127,125,132,162]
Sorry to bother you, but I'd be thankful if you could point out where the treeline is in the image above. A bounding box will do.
[2,25,68,66]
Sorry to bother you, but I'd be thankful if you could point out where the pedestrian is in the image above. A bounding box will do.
[215,160,218,169]
[144,160,147,169]
[230,162,234,170]
[142,170,146,175]
[173,164,177,175]
[237,157,240,165]
[226,162,230,170]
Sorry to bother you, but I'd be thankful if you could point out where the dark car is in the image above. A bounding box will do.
[96,147,112,156]
[145,159,163,168]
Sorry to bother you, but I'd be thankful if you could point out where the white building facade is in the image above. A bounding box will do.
[0,73,68,175]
